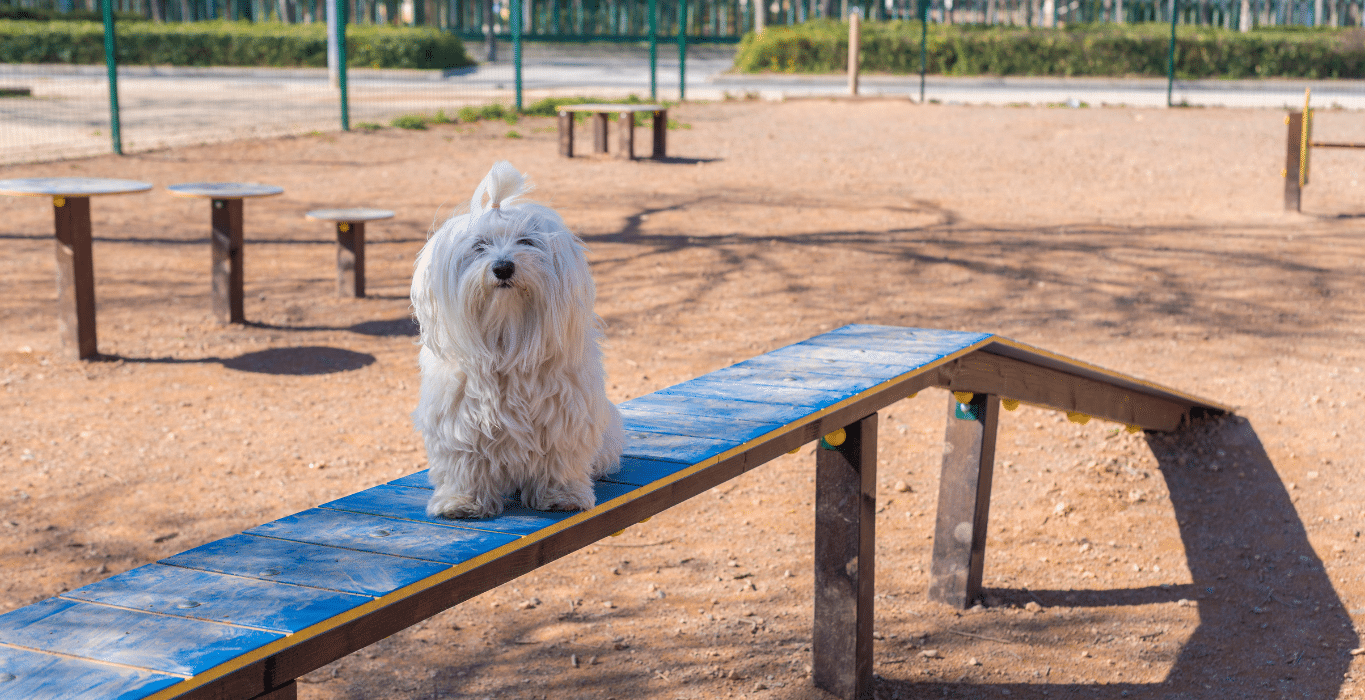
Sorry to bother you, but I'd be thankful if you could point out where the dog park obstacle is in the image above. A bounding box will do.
[304,208,394,298]
[166,182,284,324]
[557,104,667,160]
[0,325,1227,700]
[0,177,152,360]
[1283,88,1365,212]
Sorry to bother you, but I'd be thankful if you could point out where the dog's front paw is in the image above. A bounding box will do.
[427,491,504,519]
[523,482,595,512]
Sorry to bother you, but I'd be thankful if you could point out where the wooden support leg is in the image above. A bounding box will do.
[813,413,876,700]
[336,221,365,298]
[52,195,97,360]
[211,198,245,324]
[617,110,635,160]
[652,109,667,159]
[928,392,1000,608]
[250,680,296,700]
[592,112,609,154]
[558,110,574,157]
[1285,111,1303,212]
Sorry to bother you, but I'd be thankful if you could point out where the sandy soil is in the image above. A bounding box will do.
[2,99,1365,700]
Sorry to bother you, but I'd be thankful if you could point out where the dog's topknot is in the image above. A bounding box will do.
[472,160,533,215]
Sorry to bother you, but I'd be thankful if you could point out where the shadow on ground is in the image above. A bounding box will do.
[101,346,376,375]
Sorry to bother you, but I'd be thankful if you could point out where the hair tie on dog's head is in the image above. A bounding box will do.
[489,203,500,209]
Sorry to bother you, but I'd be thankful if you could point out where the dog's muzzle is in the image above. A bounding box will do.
[492,259,515,284]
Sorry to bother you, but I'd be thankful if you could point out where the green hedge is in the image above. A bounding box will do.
[0,20,474,69]
[734,20,1365,79]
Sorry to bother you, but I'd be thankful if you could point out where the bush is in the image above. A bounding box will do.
[0,19,474,69]
[733,20,1365,79]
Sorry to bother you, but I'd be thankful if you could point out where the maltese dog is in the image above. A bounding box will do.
[410,161,624,519]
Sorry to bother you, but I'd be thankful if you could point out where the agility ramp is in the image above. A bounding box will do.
[0,325,1228,700]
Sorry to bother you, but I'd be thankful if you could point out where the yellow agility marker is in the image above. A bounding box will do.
[1066,411,1091,425]
[339,222,351,233]
[1001,398,1020,411]
[823,428,846,447]
[953,391,974,404]
[610,529,625,537]
[787,446,801,454]
[908,391,918,399]
[639,516,651,523]
[1125,424,1142,434]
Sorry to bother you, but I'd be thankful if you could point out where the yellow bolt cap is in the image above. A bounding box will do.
[1125,424,1141,434]
[824,428,846,447]
[610,529,624,537]
[1001,398,1020,411]
[952,391,974,404]
[53,196,65,207]
[1066,411,1091,425]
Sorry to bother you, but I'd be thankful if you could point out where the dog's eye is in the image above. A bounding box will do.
[471,240,488,252]
[516,237,540,248]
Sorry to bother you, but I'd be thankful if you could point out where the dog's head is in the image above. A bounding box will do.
[412,162,598,365]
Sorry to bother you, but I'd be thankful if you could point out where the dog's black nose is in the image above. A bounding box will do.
[492,259,515,280]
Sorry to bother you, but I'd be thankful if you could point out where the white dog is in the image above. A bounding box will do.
[410,161,624,519]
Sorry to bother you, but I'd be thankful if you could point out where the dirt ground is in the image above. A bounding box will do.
[3,99,1365,700]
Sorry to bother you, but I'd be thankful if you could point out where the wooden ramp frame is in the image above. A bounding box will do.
[0,325,1228,700]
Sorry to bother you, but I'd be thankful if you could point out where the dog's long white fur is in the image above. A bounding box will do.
[411,161,624,518]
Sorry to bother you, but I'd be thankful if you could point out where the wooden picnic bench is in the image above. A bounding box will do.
[0,325,1227,700]
[558,104,667,160]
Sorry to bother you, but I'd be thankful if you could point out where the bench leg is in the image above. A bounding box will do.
[336,221,365,298]
[592,112,609,154]
[617,110,635,160]
[211,198,245,324]
[250,680,297,700]
[928,392,1000,608]
[652,109,667,159]
[52,195,97,360]
[558,110,574,157]
[813,413,876,700]
[1285,110,1303,212]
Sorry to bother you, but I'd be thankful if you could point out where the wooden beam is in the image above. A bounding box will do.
[940,351,1199,432]
[250,681,296,700]
[592,113,609,154]
[928,391,999,609]
[813,413,876,700]
[616,110,635,159]
[1285,111,1303,212]
[335,221,365,298]
[52,195,97,360]
[652,109,667,159]
[557,111,573,157]
[210,198,245,324]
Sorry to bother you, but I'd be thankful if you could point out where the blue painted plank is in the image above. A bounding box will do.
[599,456,696,486]
[321,481,640,535]
[622,430,738,464]
[804,325,990,355]
[0,598,280,677]
[696,365,889,395]
[727,353,918,381]
[766,342,956,370]
[160,533,450,597]
[62,563,371,634]
[657,377,851,409]
[621,393,811,424]
[389,471,431,489]
[620,405,780,443]
[0,646,182,700]
[247,509,520,565]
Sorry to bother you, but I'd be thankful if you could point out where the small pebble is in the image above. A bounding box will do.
[1351,648,1365,656]
[894,480,911,492]
[966,657,981,666]
[1079,651,1091,658]
[920,649,940,659]
[1024,601,1043,613]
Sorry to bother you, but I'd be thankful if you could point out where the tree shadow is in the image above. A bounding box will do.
[884,416,1357,699]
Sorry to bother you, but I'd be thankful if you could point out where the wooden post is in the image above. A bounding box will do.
[52,195,97,360]
[592,112,609,154]
[1285,111,1303,212]
[617,110,635,159]
[336,220,365,298]
[813,413,876,700]
[847,10,860,96]
[652,109,667,159]
[928,391,1000,609]
[558,110,574,157]
[211,198,245,324]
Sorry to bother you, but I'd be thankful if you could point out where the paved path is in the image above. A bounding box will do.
[1,47,1361,164]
